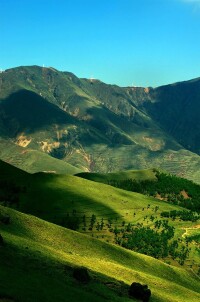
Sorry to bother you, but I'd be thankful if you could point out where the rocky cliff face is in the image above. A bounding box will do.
[140,78,200,155]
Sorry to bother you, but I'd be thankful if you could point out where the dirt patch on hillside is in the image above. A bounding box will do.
[40,141,60,153]
[142,136,164,151]
[155,190,190,201]
[143,137,153,143]
[55,128,68,141]
[16,134,31,147]
[180,190,190,199]
[76,144,95,171]
[155,193,168,201]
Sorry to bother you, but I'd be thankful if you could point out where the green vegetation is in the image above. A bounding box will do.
[79,170,200,212]
[1,66,200,301]
[0,205,200,302]
[0,138,81,174]
[114,220,190,266]
[160,210,199,222]
[1,66,200,183]
[77,168,157,183]
[0,160,199,274]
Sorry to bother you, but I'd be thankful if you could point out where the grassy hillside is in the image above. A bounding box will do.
[77,169,200,212]
[77,168,157,183]
[0,140,81,174]
[0,160,199,271]
[0,205,200,302]
[1,66,200,183]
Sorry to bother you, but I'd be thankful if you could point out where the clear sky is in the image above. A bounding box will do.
[1,0,200,87]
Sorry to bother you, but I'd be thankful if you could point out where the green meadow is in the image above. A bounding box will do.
[1,160,199,270]
[76,168,157,183]
[0,205,200,302]
[0,160,200,301]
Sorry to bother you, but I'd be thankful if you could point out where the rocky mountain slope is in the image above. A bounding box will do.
[140,78,200,155]
[0,66,200,182]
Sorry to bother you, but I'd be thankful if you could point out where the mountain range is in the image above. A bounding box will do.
[0,65,200,183]
[0,67,200,302]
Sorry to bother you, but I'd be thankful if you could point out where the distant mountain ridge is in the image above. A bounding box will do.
[0,65,200,182]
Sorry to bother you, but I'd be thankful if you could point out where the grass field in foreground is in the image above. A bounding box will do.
[0,205,200,302]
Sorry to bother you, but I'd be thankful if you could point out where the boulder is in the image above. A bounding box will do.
[129,282,151,302]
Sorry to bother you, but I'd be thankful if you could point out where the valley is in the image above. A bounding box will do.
[0,160,200,301]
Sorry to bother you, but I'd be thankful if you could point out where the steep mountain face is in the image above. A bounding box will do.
[0,66,200,182]
[140,79,200,155]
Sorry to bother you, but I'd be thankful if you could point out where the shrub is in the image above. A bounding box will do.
[0,234,4,246]
[73,267,91,284]
[129,282,151,302]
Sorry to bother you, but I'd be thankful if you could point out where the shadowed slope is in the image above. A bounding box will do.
[142,78,200,155]
[0,89,77,137]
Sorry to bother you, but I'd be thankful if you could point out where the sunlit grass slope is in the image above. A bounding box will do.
[0,160,181,224]
[0,140,81,175]
[1,160,199,247]
[0,205,200,302]
[13,170,188,227]
[1,160,199,271]
[76,168,157,183]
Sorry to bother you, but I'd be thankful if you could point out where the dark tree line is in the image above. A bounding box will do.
[107,171,200,212]
[160,210,199,222]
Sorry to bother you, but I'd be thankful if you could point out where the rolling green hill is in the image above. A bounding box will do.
[0,139,81,174]
[77,169,200,212]
[1,160,199,272]
[76,168,157,183]
[1,66,200,183]
[0,205,200,302]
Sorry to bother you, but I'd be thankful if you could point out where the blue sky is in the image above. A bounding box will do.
[1,0,200,87]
